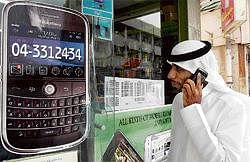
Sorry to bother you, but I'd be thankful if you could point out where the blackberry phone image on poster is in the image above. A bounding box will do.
[102,131,143,162]
[0,1,90,154]
[144,130,171,162]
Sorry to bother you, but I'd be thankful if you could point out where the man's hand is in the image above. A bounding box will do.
[182,73,203,107]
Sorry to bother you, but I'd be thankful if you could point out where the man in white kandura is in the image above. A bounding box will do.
[166,40,250,162]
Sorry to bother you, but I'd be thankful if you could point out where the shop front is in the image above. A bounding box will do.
[0,0,193,161]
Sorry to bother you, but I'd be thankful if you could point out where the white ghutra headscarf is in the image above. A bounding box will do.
[167,40,230,93]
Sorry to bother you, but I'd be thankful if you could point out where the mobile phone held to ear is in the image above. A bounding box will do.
[190,68,208,86]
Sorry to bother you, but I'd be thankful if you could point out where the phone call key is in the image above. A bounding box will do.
[9,87,22,94]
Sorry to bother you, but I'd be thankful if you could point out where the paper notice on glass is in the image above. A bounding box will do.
[104,77,164,111]
[4,151,78,162]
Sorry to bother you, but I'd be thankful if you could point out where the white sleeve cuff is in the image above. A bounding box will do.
[180,103,209,131]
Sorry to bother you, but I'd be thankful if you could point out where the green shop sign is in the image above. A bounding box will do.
[94,105,172,162]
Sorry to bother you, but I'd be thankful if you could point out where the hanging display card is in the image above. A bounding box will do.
[82,0,113,19]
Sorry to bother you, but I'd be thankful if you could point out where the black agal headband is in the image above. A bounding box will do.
[168,41,212,62]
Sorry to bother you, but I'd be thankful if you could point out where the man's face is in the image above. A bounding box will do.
[167,64,192,91]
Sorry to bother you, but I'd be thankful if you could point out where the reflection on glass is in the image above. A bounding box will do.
[113,12,162,80]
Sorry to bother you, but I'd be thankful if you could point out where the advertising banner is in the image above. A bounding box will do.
[0,1,90,154]
[221,0,234,31]
[221,0,246,33]
[94,105,172,162]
